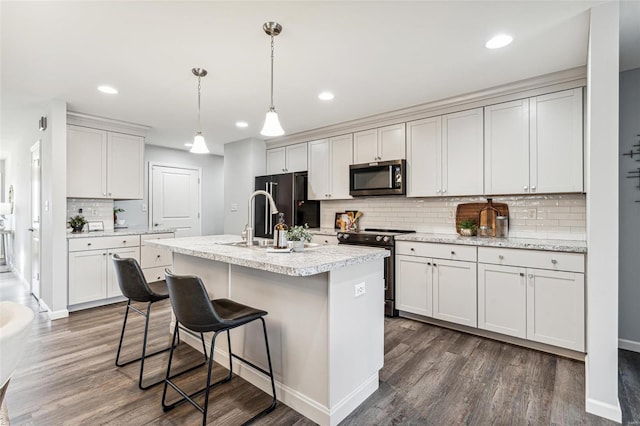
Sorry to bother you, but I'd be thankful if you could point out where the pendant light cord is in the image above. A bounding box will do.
[269,35,275,111]
[197,75,202,133]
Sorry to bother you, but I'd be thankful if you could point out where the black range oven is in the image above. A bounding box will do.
[337,228,415,317]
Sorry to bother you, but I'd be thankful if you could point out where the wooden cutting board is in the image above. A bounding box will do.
[455,202,509,235]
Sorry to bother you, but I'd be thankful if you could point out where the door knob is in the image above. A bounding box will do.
[28,228,34,232]
[154,223,160,227]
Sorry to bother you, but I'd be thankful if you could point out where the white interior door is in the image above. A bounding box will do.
[30,142,41,299]
[150,164,201,237]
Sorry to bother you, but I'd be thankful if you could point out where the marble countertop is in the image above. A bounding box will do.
[145,234,390,277]
[67,227,175,239]
[394,233,587,253]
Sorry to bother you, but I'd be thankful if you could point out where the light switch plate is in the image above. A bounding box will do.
[527,208,537,219]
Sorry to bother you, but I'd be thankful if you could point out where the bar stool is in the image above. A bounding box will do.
[112,254,207,389]
[162,270,277,426]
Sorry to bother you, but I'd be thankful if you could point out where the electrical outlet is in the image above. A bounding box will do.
[92,209,98,216]
[141,203,148,212]
[354,282,366,297]
[231,203,238,212]
[527,208,537,219]
[447,209,455,219]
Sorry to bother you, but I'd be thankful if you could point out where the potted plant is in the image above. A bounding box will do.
[68,215,88,233]
[459,218,477,236]
[286,224,313,252]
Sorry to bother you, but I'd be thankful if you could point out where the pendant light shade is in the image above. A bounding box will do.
[260,22,285,137]
[190,68,210,154]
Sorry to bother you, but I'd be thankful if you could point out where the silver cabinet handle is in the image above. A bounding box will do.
[103,253,107,256]
[519,272,525,277]
[450,251,455,255]
[122,240,127,244]
[108,192,112,196]
[498,255,504,260]
[442,189,446,193]
[410,248,415,251]
[87,243,92,246]
[528,274,534,279]
[531,185,536,191]
[427,262,431,266]
[103,192,107,196]
[523,186,528,191]
[156,254,161,259]
[551,259,557,264]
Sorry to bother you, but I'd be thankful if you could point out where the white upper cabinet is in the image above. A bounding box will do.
[530,88,583,193]
[442,108,484,196]
[266,142,308,174]
[353,123,405,163]
[307,135,353,200]
[485,88,583,195]
[407,108,483,197]
[67,125,144,199]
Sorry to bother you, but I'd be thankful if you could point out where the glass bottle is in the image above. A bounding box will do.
[273,213,289,249]
[478,198,499,237]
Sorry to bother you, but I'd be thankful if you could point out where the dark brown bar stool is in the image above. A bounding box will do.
[162,270,277,426]
[112,254,207,389]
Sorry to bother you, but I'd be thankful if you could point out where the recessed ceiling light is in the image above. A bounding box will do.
[318,91,335,101]
[485,34,513,49]
[184,143,193,147]
[98,85,118,94]
[236,121,249,128]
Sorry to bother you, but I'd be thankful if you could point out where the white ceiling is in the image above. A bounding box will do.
[1,1,636,156]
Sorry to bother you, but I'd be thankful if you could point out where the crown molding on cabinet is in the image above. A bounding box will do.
[67,111,151,137]
[266,66,587,149]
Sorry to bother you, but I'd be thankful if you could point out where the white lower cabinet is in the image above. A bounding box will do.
[396,242,477,327]
[433,259,477,327]
[478,247,585,352]
[478,263,527,339]
[311,234,339,246]
[396,255,432,317]
[68,250,108,305]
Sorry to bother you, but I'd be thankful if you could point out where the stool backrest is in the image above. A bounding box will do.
[112,254,157,302]
[164,270,223,332]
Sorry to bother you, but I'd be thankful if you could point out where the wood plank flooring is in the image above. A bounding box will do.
[1,272,638,425]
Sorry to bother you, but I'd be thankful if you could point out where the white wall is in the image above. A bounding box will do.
[115,144,225,236]
[619,67,640,350]
[223,138,266,234]
[39,100,68,318]
[585,2,621,422]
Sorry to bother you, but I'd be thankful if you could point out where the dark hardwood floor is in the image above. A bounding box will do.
[1,272,638,425]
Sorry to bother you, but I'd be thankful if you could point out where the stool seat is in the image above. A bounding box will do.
[184,298,267,333]
[146,280,169,301]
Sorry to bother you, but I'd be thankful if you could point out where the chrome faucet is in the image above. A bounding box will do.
[246,190,278,246]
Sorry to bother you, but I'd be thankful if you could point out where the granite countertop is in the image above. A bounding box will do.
[309,227,339,236]
[67,227,175,239]
[394,233,587,253]
[145,234,390,277]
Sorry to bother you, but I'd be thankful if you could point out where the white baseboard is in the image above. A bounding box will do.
[585,397,622,423]
[618,338,640,353]
[38,299,69,320]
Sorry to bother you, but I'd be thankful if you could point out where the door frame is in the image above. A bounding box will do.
[148,162,202,236]
[30,140,41,300]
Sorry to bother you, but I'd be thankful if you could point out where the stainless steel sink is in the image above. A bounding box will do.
[220,239,274,248]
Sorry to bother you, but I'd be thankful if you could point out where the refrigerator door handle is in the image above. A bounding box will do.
[264,182,270,234]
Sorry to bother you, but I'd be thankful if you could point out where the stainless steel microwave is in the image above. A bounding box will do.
[349,159,406,196]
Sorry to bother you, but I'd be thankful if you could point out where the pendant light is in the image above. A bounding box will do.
[190,67,210,154]
[260,22,285,137]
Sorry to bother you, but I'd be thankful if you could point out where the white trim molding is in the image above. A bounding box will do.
[618,338,640,353]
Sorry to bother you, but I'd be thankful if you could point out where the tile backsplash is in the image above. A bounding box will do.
[321,194,586,240]
[67,198,114,231]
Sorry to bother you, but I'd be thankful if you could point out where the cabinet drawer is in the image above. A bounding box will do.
[141,245,172,268]
[396,241,477,262]
[143,266,167,283]
[69,235,141,252]
[478,247,584,273]
[141,233,174,244]
[312,234,339,245]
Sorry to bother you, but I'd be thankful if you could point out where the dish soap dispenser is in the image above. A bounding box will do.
[273,213,289,249]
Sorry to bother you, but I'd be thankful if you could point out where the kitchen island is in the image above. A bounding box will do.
[146,235,389,426]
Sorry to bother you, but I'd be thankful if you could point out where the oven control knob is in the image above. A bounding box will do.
[376,236,383,242]
[337,233,343,239]
[383,236,390,243]
[343,233,350,239]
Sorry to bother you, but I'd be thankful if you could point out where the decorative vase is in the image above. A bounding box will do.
[290,240,305,252]
[72,226,83,233]
[460,228,474,236]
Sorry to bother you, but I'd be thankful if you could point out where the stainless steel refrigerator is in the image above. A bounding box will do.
[254,172,320,239]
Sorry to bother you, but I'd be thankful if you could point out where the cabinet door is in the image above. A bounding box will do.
[329,134,354,199]
[307,139,330,200]
[406,117,440,197]
[311,234,339,245]
[433,259,477,327]
[442,108,484,196]
[378,123,406,161]
[353,129,378,163]
[484,100,530,195]
[107,247,140,298]
[530,88,583,193]
[286,143,308,173]
[526,268,585,351]
[396,255,432,317]
[266,147,286,175]
[67,125,107,198]
[478,263,526,338]
[107,132,144,199]
[68,250,107,305]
